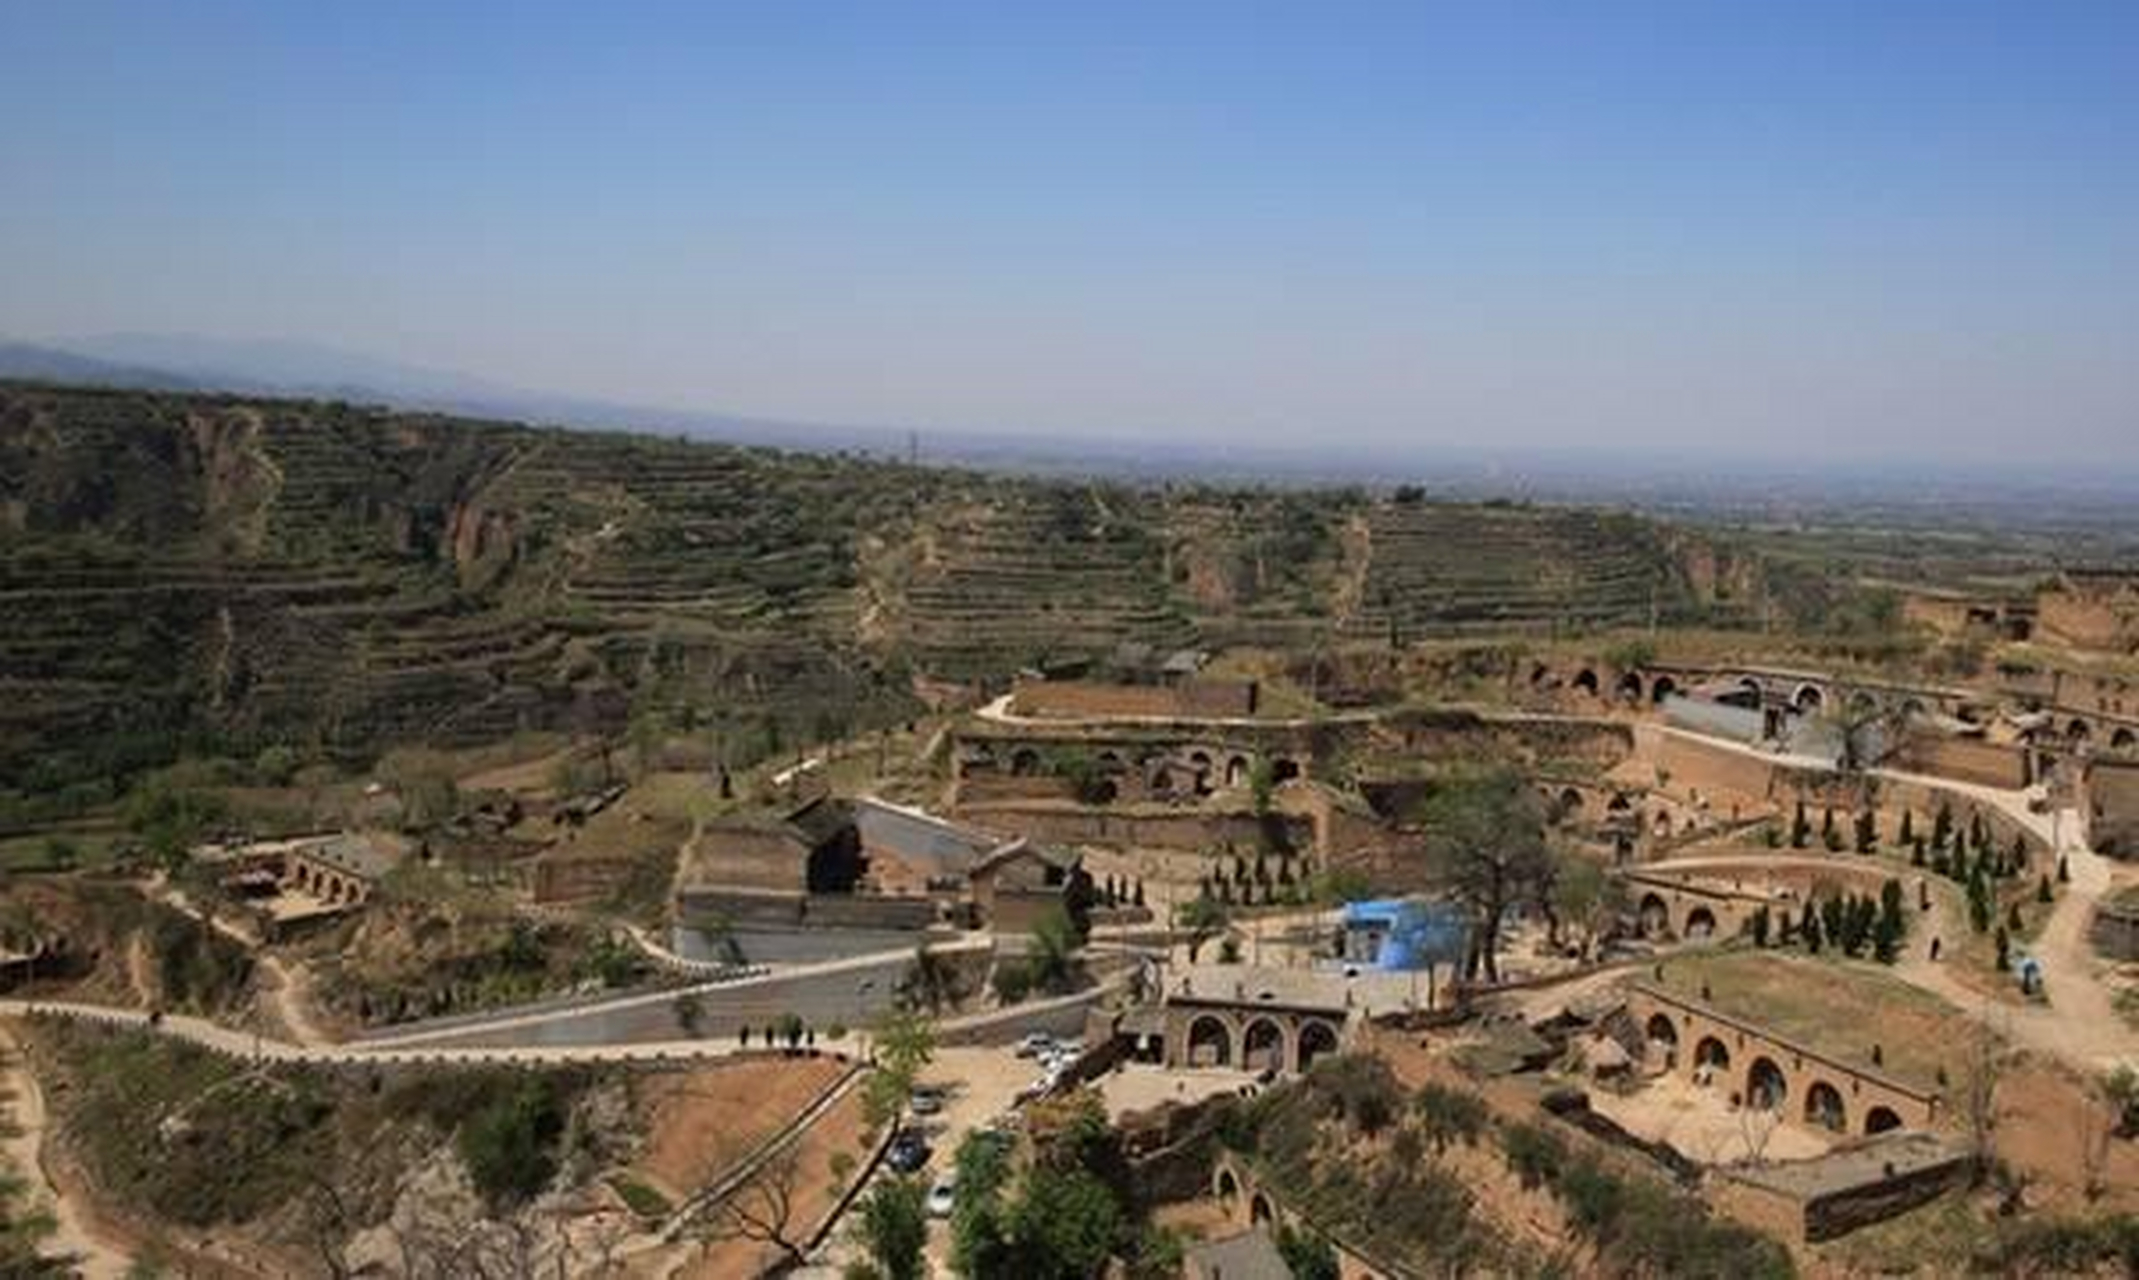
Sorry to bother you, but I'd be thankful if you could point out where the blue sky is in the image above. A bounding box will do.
[3,0,2136,467]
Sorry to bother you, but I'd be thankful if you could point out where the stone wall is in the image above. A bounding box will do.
[1649,730,1786,809]
[1889,733,2031,790]
[1007,678,1259,720]
[952,801,1315,853]
[2087,758,2139,859]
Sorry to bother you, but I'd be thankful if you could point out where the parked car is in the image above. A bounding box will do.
[927,1179,957,1218]
[1015,1033,1055,1059]
[909,1088,946,1116]
[886,1129,931,1173]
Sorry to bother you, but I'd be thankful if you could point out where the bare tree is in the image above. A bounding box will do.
[2079,1076,2117,1201]
[705,1148,810,1268]
[1737,1100,1782,1166]
[289,1169,359,1280]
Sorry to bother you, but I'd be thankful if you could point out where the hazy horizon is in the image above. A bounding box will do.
[4,1,2136,471]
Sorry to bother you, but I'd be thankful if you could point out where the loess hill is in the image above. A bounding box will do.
[0,381,1763,789]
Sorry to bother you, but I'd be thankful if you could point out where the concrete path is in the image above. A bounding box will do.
[0,998,766,1067]
[358,937,987,1049]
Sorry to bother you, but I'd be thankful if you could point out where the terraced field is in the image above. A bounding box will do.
[1,381,1747,796]
[1344,501,1689,642]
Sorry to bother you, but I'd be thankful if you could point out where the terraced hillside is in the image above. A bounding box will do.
[1,382,1741,794]
[1345,500,1693,642]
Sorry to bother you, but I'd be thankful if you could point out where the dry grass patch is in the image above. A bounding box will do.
[631,1056,848,1202]
[1652,949,1965,1090]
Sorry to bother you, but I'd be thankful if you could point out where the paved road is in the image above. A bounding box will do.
[361,939,988,1050]
[1871,770,2139,1073]
[1630,725,2139,1072]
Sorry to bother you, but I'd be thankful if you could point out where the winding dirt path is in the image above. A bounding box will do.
[0,1021,131,1278]
[256,954,334,1047]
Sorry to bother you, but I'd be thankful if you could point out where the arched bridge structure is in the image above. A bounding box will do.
[1627,983,1940,1137]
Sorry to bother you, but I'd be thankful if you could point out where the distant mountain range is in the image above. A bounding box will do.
[0,332,882,455]
[6,331,2137,535]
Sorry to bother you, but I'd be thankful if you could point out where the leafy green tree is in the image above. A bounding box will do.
[1276,1224,1341,1280]
[949,1131,1015,1277]
[865,1008,937,1130]
[1004,1168,1121,1278]
[1026,906,1082,993]
[1873,879,1907,964]
[855,1176,929,1280]
[1413,767,1551,983]
[457,1075,570,1207]
[1175,894,1228,963]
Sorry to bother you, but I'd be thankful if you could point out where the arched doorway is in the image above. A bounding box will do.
[1296,1020,1340,1071]
[1803,1080,1847,1133]
[2070,718,2093,744]
[1572,669,1600,696]
[1270,758,1301,784]
[1645,1013,1679,1069]
[1747,1057,1788,1111]
[1684,907,1717,940]
[1864,1105,1904,1135]
[1242,1018,1286,1073]
[1795,685,1825,714]
[1618,671,1645,703]
[1651,675,1679,704]
[1638,893,1671,939]
[1215,1168,1239,1203]
[1225,755,1250,788]
[1010,747,1041,777]
[2113,728,2137,752]
[1250,1193,1274,1226]
[1693,1036,1730,1084]
[1187,1016,1233,1068]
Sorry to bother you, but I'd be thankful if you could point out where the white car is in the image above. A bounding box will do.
[927,1179,957,1218]
[1015,1033,1054,1059]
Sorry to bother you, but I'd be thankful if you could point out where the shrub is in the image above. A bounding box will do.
[1307,1055,1401,1137]
[1499,1121,1567,1191]
[991,960,1033,1004]
[456,1074,572,1207]
[1412,1082,1488,1153]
